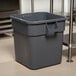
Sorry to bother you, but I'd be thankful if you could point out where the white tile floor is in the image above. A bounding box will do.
[0,25,76,76]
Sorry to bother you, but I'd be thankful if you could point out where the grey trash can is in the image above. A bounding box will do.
[11,12,65,70]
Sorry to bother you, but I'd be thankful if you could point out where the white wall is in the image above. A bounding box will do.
[64,0,70,15]
[20,0,31,13]
[20,0,50,13]
[53,0,62,13]
[20,0,71,16]
[34,0,50,12]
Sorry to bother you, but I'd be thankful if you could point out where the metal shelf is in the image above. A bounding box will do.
[0,29,13,34]
[66,0,74,62]
[0,19,11,24]
[0,24,12,29]
[0,10,20,34]
[0,18,12,34]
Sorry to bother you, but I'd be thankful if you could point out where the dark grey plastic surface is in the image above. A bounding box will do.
[11,12,65,69]
[11,12,65,24]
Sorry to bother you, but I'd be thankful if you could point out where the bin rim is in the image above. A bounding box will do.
[11,12,66,25]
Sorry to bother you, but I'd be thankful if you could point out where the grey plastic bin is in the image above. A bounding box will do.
[11,12,65,70]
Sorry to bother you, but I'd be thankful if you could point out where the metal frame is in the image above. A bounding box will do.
[67,0,74,62]
[31,0,34,13]
[60,0,74,62]
[50,0,53,13]
[49,0,74,62]
[61,0,64,15]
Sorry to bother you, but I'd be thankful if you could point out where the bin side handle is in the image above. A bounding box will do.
[45,22,58,37]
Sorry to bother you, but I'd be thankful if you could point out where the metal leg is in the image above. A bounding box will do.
[31,0,34,13]
[61,0,64,15]
[72,0,75,43]
[67,0,74,62]
[50,0,53,13]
